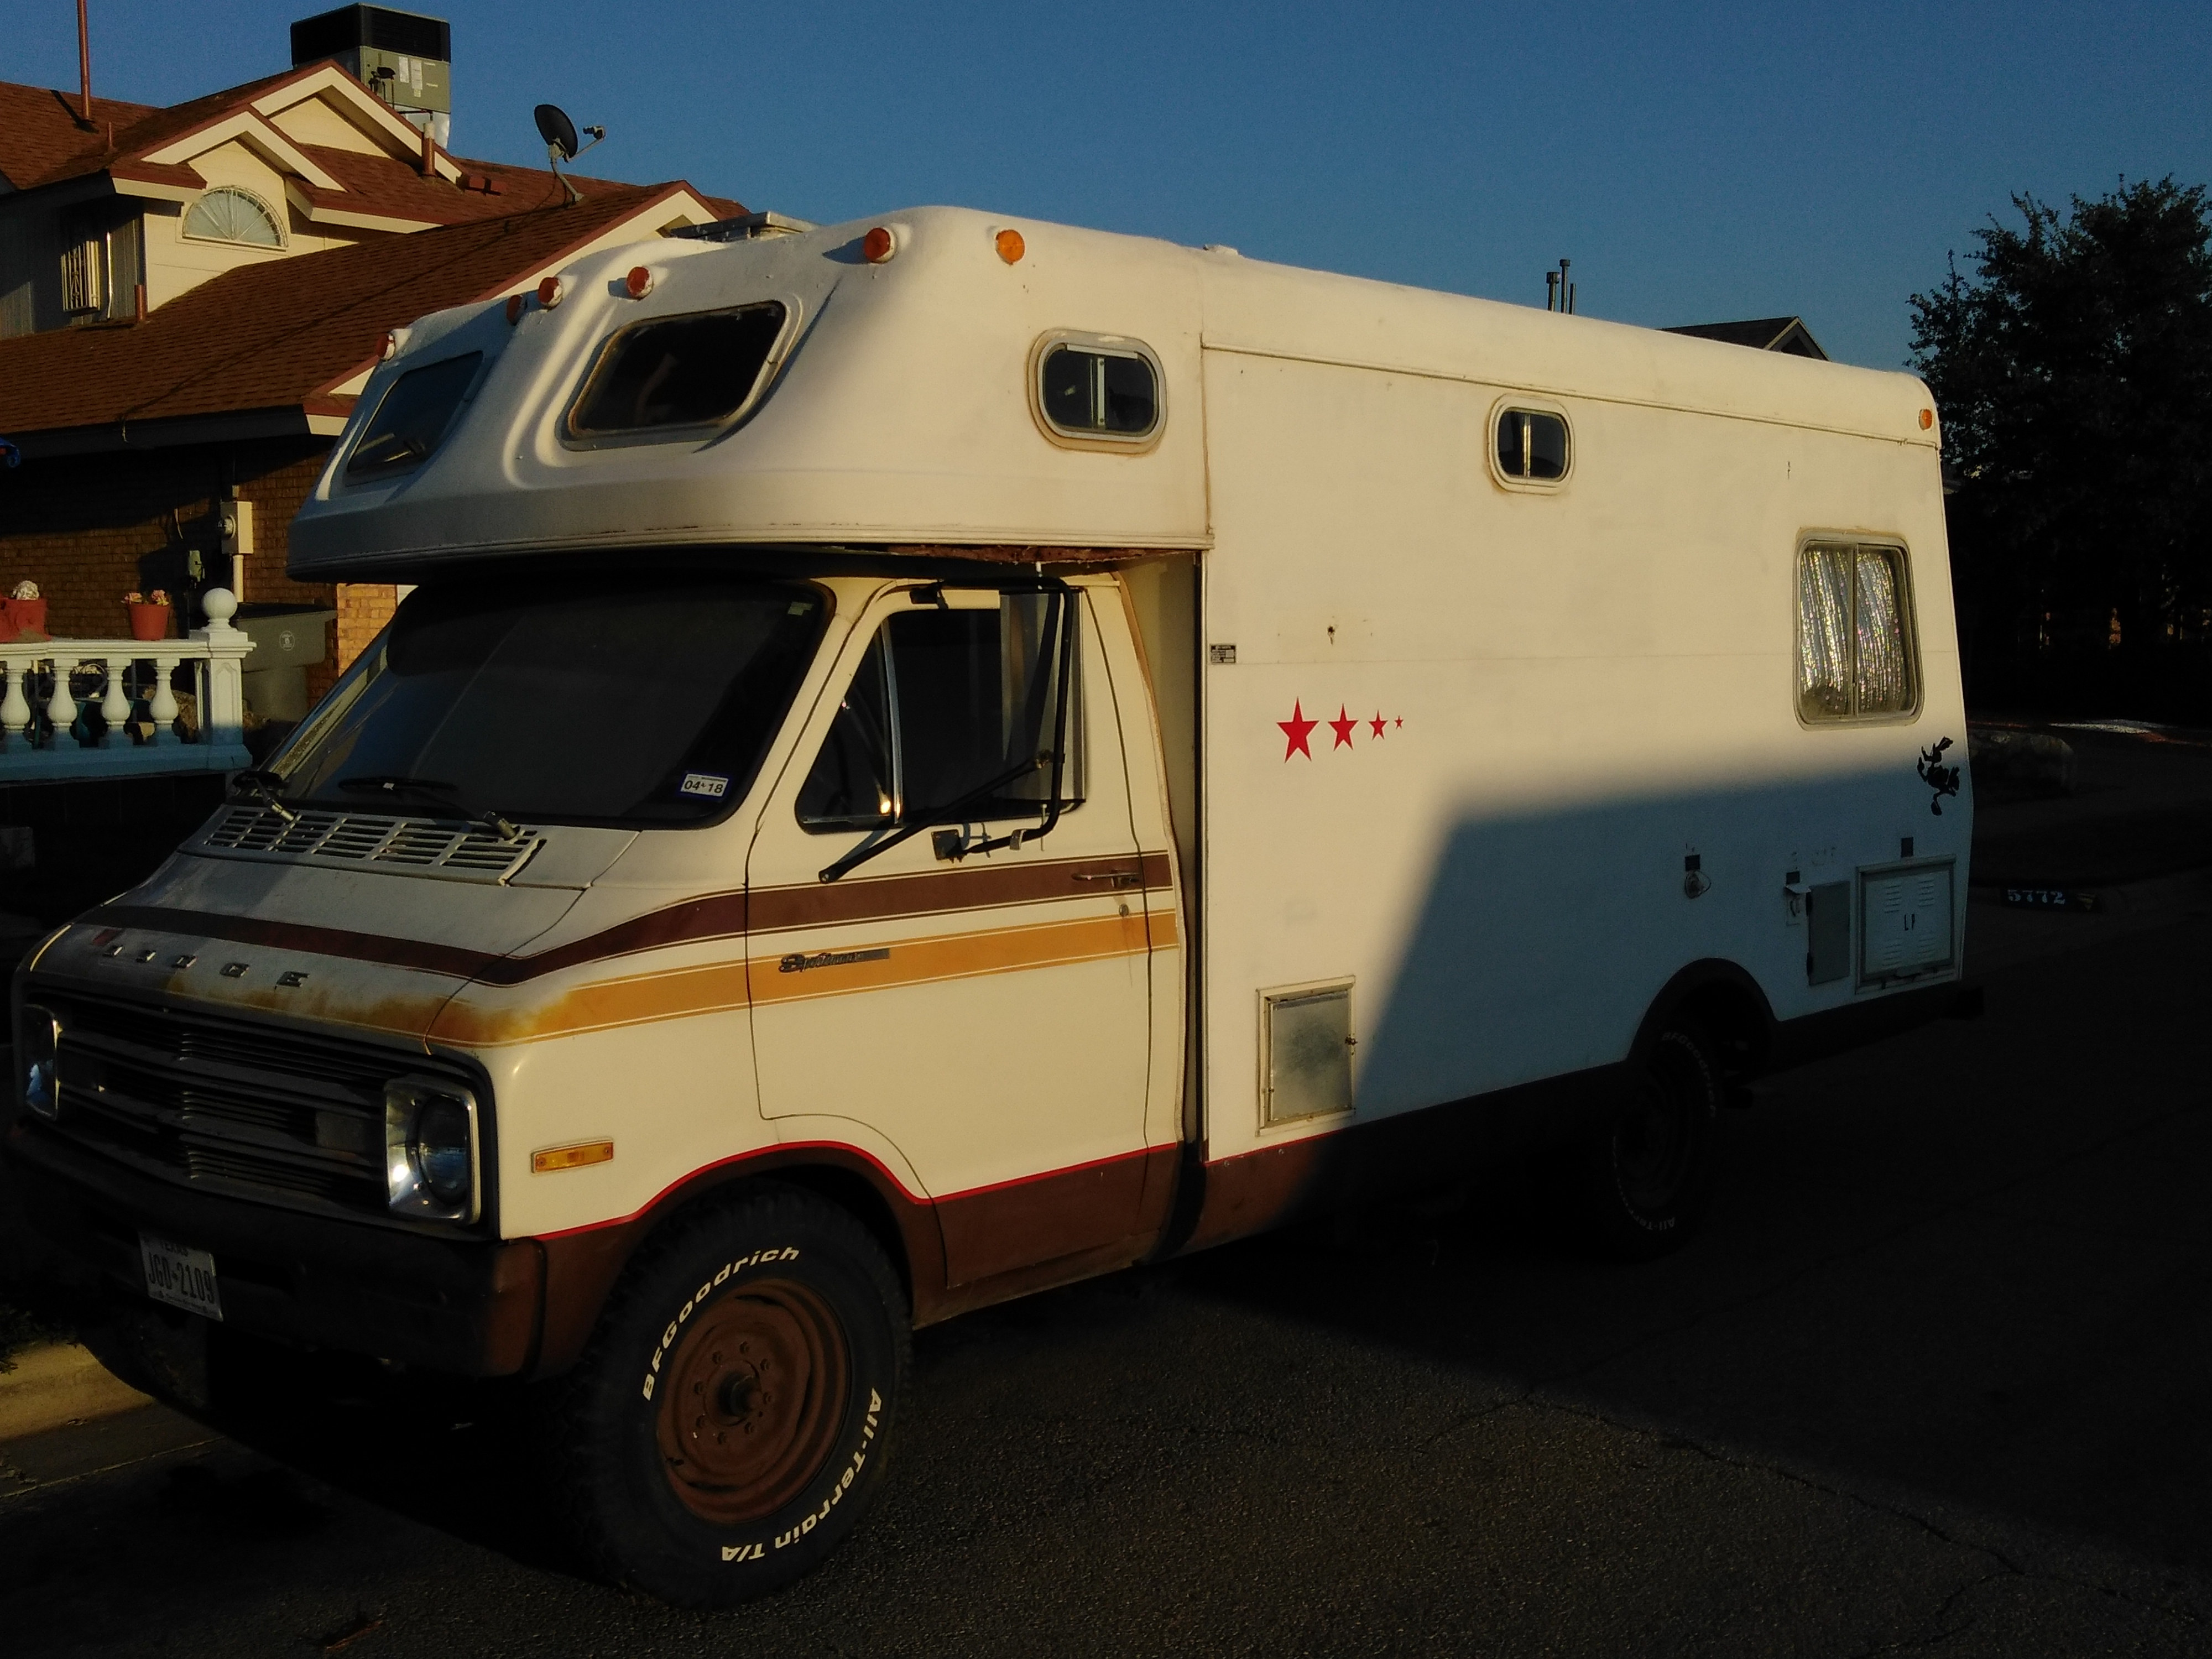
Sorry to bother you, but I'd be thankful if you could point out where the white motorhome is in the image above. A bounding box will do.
[8,206,1970,1604]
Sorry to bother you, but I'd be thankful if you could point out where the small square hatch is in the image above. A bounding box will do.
[1261,980,1354,1126]
[1806,880,1852,985]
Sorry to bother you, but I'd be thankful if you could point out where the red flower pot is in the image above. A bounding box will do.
[2,597,45,636]
[128,602,172,642]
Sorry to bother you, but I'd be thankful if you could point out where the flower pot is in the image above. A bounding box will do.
[128,602,172,642]
[3,597,45,636]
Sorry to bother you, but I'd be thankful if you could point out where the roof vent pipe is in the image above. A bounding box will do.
[77,0,93,126]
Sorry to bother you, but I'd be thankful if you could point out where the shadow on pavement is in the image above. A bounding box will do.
[1167,907,2212,1576]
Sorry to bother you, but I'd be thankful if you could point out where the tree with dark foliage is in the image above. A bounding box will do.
[1911,178,2212,718]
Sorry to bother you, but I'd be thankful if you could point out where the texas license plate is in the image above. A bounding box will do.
[139,1233,223,1321]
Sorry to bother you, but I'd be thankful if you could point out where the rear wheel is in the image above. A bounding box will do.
[552,1184,908,1606]
[1573,1024,1721,1259]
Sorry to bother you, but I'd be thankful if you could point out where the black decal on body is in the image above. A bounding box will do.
[1918,737,1961,816]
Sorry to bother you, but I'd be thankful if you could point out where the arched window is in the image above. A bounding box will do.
[183,187,284,248]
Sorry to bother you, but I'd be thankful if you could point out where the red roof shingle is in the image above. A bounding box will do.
[0,64,747,448]
[0,182,715,442]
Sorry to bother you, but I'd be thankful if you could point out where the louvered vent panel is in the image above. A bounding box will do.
[315,817,399,860]
[376,826,461,865]
[444,833,524,870]
[197,808,537,883]
[275,813,342,855]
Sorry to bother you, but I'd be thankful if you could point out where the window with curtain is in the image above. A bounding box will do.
[1798,542,1916,721]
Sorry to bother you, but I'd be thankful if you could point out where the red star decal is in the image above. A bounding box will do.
[1329,705,1358,749]
[1369,712,1387,739]
[1394,716,1404,728]
[1279,699,1318,760]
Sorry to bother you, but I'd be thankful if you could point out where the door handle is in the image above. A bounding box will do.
[1073,871,1140,888]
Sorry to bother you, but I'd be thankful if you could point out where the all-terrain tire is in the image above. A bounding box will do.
[551,1182,909,1606]
[1573,1023,1722,1260]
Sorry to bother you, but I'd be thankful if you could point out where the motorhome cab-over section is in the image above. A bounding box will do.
[8,206,1969,1604]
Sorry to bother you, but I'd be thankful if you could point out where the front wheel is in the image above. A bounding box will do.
[1572,1023,1721,1259]
[552,1183,909,1606]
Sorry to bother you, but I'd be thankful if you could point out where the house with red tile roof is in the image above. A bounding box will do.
[0,17,743,685]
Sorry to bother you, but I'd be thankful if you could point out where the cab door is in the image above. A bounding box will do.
[745,581,1156,1286]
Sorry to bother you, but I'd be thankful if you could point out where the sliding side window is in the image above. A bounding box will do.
[1798,542,1917,722]
[797,592,1084,832]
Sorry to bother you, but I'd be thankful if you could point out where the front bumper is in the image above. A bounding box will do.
[4,1117,543,1376]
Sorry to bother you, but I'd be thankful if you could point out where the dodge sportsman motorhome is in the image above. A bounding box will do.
[8,206,1969,1604]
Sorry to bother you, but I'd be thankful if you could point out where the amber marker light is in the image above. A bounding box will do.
[624,264,654,299]
[1919,408,1934,430]
[538,275,565,308]
[996,227,1025,264]
[863,225,897,263]
[531,1140,614,1174]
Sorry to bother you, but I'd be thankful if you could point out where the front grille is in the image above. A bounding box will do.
[200,806,541,884]
[39,992,478,1225]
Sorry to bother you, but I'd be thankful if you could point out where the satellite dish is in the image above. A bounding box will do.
[534,103,580,161]
[532,104,606,204]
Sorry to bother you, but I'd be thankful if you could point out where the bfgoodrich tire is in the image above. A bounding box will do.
[1573,1024,1721,1260]
[553,1183,909,1606]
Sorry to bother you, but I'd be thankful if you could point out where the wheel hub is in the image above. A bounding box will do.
[655,1280,849,1525]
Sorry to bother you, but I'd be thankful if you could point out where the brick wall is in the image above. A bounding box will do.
[335,582,398,674]
[0,437,335,638]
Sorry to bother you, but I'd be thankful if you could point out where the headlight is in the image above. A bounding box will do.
[384,1077,481,1222]
[20,1004,60,1120]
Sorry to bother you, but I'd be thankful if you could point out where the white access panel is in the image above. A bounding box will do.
[1858,860,1955,985]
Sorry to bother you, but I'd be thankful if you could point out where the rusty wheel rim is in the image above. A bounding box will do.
[655,1278,849,1526]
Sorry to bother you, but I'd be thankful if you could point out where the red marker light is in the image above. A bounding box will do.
[538,275,565,308]
[625,265,654,299]
[379,329,400,360]
[995,228,1025,264]
[505,293,525,324]
[862,226,896,264]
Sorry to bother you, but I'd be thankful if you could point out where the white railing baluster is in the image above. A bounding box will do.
[43,659,78,749]
[148,653,181,747]
[0,661,27,748]
[100,654,131,747]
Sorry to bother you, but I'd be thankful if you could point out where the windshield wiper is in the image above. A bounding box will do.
[336,774,525,844]
[818,754,1053,884]
[230,768,298,826]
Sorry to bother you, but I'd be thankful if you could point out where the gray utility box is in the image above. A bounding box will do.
[234,606,335,724]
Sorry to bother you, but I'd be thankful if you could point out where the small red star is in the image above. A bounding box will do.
[1394,716,1404,728]
[1369,712,1387,739]
[1279,700,1317,760]
[1329,705,1358,749]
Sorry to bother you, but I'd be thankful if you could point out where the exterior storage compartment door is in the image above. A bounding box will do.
[1858,861,1955,986]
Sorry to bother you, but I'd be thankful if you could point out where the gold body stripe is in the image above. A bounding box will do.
[433,907,1178,1047]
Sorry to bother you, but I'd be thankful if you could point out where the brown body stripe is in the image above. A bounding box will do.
[88,851,1175,987]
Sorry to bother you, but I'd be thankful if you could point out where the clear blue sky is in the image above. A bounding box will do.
[13,1,2210,368]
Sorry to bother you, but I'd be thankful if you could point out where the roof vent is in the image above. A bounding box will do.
[291,6,452,147]
[669,212,818,244]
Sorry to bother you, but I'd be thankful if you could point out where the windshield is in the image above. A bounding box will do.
[268,576,826,827]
